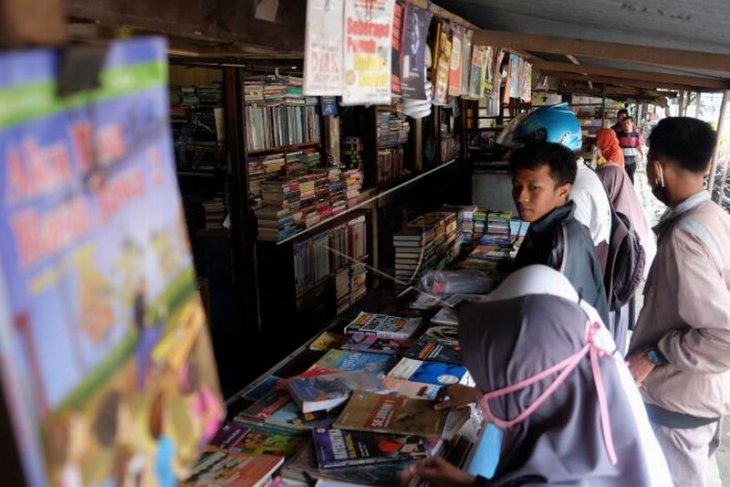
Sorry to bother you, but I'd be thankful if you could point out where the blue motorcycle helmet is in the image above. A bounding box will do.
[496,103,583,151]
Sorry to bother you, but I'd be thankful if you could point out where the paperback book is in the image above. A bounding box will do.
[287,370,384,413]
[312,428,429,468]
[344,312,422,340]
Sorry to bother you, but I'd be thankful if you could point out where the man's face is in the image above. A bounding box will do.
[511,164,570,222]
[621,119,634,132]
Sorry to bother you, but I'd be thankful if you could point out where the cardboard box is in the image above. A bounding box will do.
[0,0,66,47]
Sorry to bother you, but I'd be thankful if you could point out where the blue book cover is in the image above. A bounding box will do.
[314,349,395,375]
[388,358,468,386]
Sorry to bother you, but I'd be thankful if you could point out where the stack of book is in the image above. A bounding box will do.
[341,137,364,169]
[343,169,363,208]
[202,198,226,230]
[473,209,486,239]
[301,147,322,169]
[376,147,405,185]
[484,210,511,245]
[285,150,307,176]
[256,206,298,242]
[376,110,410,148]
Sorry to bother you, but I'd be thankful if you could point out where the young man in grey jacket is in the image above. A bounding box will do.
[627,117,730,487]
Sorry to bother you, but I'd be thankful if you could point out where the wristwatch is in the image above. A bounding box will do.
[646,346,668,366]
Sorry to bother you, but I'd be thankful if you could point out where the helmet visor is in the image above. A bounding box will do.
[496,112,531,148]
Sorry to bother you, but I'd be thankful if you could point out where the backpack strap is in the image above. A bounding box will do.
[675,218,724,271]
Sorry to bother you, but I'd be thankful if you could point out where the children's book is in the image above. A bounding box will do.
[333,390,448,437]
[387,358,469,387]
[341,333,413,355]
[312,428,428,468]
[287,370,384,413]
[183,447,284,487]
[403,339,463,365]
[344,312,422,340]
[232,423,309,457]
[0,38,224,487]
[313,349,395,375]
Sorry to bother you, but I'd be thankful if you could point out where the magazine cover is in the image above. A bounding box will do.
[400,3,432,100]
[0,38,223,487]
[312,428,428,468]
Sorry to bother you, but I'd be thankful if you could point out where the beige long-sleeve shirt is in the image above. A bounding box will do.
[629,191,730,418]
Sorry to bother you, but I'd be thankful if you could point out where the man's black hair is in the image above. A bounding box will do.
[617,108,629,116]
[622,116,634,123]
[509,141,577,187]
[648,117,717,173]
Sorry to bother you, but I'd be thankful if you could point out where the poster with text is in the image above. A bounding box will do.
[343,0,396,105]
[304,0,345,96]
[448,23,464,97]
[391,0,405,95]
[400,3,432,100]
[0,38,224,487]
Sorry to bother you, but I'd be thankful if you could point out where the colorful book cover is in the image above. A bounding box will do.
[404,339,463,365]
[468,45,484,99]
[238,389,292,422]
[448,23,464,97]
[333,391,448,437]
[342,0,396,105]
[0,38,224,487]
[309,330,347,352]
[232,423,308,457]
[265,401,340,431]
[400,3,432,100]
[282,441,410,486]
[312,428,428,468]
[344,311,422,340]
[210,421,249,450]
[314,349,395,375]
[387,358,468,386]
[341,333,412,355]
[287,371,384,413]
[422,324,460,346]
[183,447,284,487]
[390,0,406,95]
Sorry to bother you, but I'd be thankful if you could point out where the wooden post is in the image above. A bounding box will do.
[709,90,729,197]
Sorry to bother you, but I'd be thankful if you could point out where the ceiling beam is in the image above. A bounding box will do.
[473,29,730,73]
[540,71,685,92]
[533,61,730,90]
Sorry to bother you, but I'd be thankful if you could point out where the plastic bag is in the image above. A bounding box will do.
[419,269,495,295]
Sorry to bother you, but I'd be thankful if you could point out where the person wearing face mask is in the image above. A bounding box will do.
[626,117,730,487]
[401,265,671,487]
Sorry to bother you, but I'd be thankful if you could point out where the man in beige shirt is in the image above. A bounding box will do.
[627,117,730,487]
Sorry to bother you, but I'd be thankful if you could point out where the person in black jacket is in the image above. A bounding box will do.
[509,141,610,326]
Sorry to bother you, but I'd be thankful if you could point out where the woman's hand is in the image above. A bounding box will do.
[400,456,477,487]
[434,384,481,410]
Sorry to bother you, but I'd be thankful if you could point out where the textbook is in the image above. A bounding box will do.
[312,428,429,468]
[286,371,384,413]
[386,358,469,387]
[333,390,448,437]
[183,447,284,487]
[341,333,413,355]
[314,349,395,375]
[403,339,463,365]
[344,312,422,340]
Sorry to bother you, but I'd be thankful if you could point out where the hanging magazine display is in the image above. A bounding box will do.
[0,38,224,487]
[400,3,432,100]
[448,23,464,97]
[520,60,532,103]
[491,48,506,106]
[468,45,485,99]
[304,0,345,95]
[509,54,521,99]
[432,21,452,105]
[343,0,396,105]
[391,0,405,95]
[460,29,473,97]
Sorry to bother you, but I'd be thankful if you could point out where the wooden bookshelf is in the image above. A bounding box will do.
[248,141,321,155]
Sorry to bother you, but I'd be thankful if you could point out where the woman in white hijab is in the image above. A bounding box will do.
[402,265,671,486]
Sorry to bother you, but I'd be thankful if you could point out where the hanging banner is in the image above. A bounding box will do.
[468,45,484,99]
[448,23,464,97]
[520,60,533,102]
[483,45,495,93]
[460,29,473,97]
[400,3,432,100]
[304,0,345,95]
[343,0,396,105]
[509,54,521,99]
[492,48,506,105]
[432,21,452,105]
[0,38,224,487]
[391,0,405,95]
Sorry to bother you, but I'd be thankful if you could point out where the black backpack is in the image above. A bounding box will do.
[604,203,645,311]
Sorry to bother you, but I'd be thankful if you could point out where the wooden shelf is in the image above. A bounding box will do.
[247,141,321,155]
